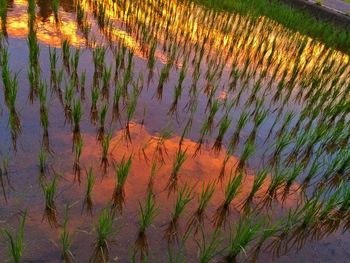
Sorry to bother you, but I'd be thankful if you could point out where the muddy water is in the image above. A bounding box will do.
[0,0,350,262]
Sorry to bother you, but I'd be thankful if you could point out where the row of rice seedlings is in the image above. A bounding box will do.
[164,183,193,243]
[1,211,27,263]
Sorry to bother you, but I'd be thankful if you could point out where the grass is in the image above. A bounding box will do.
[193,0,350,53]
[1,211,27,263]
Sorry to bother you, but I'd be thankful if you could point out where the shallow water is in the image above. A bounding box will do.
[0,0,350,262]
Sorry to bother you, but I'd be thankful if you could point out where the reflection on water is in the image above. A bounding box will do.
[0,0,350,262]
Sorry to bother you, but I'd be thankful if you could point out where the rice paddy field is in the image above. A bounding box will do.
[0,0,350,262]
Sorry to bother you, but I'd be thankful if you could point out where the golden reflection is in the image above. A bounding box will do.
[3,0,350,83]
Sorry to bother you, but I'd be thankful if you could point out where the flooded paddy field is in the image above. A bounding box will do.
[0,0,350,262]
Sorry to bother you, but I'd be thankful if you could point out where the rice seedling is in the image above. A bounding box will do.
[70,48,80,85]
[1,211,27,263]
[102,65,112,99]
[73,136,83,182]
[142,127,173,164]
[90,85,99,124]
[213,171,243,228]
[41,175,58,227]
[97,104,108,141]
[100,132,112,173]
[186,181,215,235]
[60,207,74,263]
[196,228,222,263]
[261,167,288,209]
[242,168,268,214]
[125,84,139,141]
[164,183,193,243]
[62,40,70,72]
[64,80,74,122]
[112,82,122,120]
[195,100,220,155]
[167,149,187,193]
[212,114,231,154]
[225,215,261,263]
[228,111,249,151]
[268,132,292,167]
[112,156,132,212]
[236,140,255,173]
[93,46,106,80]
[83,167,95,215]
[250,220,281,263]
[287,196,322,251]
[134,191,158,261]
[72,98,82,141]
[281,164,303,204]
[40,104,50,150]
[90,208,115,263]
[168,63,187,116]
[79,71,86,100]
